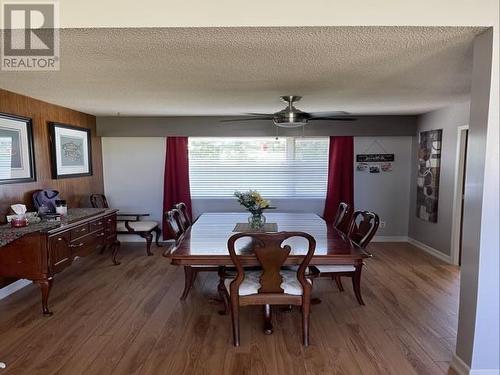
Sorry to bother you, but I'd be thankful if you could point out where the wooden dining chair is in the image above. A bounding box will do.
[164,209,185,241]
[175,202,192,229]
[333,202,352,234]
[90,193,162,256]
[311,210,379,305]
[221,231,316,347]
[165,208,220,301]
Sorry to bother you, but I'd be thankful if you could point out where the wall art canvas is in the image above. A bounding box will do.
[0,113,36,184]
[49,122,92,179]
[416,129,442,222]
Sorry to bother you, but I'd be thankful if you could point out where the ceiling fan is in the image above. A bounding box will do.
[221,95,356,128]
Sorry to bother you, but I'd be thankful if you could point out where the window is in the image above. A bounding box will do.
[189,137,329,198]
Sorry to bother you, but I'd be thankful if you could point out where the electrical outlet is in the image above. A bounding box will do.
[380,221,386,228]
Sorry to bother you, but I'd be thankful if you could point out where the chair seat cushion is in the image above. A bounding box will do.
[316,265,356,273]
[225,270,311,296]
[117,220,158,232]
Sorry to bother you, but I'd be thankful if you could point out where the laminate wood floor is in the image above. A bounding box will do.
[0,242,460,375]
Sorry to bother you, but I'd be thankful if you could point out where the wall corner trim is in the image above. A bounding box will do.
[452,353,500,375]
[451,354,471,375]
[407,237,453,264]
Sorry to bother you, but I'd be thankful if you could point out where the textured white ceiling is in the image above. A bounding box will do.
[0,26,481,116]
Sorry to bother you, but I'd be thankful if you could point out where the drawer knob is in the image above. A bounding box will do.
[69,242,85,248]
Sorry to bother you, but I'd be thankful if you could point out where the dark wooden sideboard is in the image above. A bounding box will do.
[0,208,120,315]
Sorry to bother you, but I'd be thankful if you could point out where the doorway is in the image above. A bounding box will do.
[451,125,469,266]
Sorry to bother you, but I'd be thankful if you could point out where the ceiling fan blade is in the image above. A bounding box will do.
[244,113,275,117]
[219,117,274,123]
[308,111,350,118]
[310,117,357,121]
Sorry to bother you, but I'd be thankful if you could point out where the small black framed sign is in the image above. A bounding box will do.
[49,122,92,179]
[356,154,395,162]
[0,112,36,184]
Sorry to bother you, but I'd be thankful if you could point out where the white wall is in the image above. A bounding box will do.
[102,137,166,241]
[408,102,471,256]
[354,136,412,238]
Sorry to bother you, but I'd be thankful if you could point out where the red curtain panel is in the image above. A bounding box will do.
[163,137,193,239]
[323,136,354,225]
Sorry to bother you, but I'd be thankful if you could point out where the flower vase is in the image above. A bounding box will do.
[248,212,266,229]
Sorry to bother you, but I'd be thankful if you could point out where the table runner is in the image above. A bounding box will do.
[233,222,278,232]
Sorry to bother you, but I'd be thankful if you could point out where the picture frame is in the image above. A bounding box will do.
[416,129,442,222]
[49,122,92,179]
[0,112,36,184]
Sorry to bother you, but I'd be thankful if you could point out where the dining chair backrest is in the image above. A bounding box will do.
[175,202,191,228]
[227,232,316,294]
[165,209,185,241]
[347,211,380,248]
[90,194,109,209]
[333,202,351,233]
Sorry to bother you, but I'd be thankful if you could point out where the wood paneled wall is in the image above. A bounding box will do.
[0,88,104,219]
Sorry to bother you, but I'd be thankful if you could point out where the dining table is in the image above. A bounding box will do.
[168,212,370,267]
[167,212,371,334]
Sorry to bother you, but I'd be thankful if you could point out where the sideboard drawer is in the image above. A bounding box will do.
[70,224,89,240]
[105,215,116,237]
[69,230,105,257]
[49,232,72,272]
[90,218,105,233]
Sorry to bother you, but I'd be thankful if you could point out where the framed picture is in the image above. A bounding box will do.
[49,122,92,179]
[416,129,442,222]
[0,112,36,184]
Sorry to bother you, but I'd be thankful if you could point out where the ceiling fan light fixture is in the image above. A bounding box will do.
[273,119,308,128]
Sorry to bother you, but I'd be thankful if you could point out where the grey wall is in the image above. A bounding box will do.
[97,115,417,137]
[455,28,499,371]
[408,102,470,256]
[355,136,412,238]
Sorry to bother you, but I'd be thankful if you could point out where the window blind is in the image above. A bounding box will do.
[188,137,329,198]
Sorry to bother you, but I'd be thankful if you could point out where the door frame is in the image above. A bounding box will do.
[450,125,469,266]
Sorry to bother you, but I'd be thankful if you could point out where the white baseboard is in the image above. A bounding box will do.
[372,236,409,242]
[451,354,500,375]
[407,237,452,264]
[0,279,31,301]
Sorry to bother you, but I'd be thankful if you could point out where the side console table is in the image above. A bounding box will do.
[0,208,120,315]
